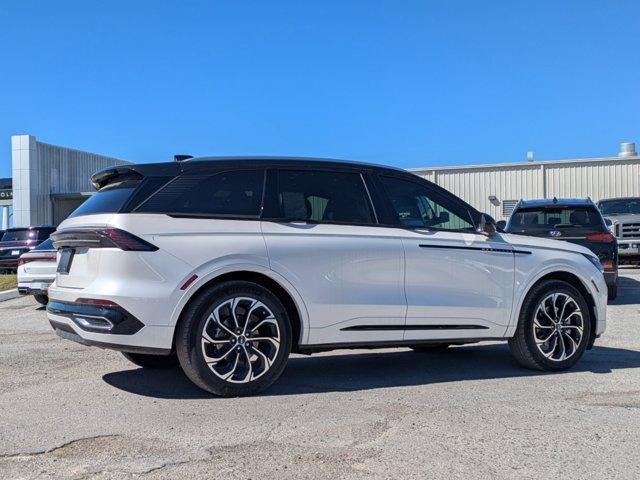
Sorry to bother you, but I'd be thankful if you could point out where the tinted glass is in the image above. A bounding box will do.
[598,199,640,215]
[69,180,140,218]
[507,206,604,233]
[276,170,374,224]
[380,176,475,231]
[1,230,36,241]
[34,238,54,250]
[137,170,264,217]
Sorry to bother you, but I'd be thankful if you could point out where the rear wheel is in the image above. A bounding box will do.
[34,294,48,306]
[509,279,591,371]
[607,283,617,301]
[176,281,292,397]
[122,352,178,369]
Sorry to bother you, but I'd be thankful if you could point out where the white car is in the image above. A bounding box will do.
[47,158,607,396]
[17,238,57,305]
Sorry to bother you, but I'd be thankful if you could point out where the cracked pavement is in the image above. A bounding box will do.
[2,269,640,479]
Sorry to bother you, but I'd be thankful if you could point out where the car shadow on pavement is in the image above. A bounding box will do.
[102,343,640,399]
[609,273,640,305]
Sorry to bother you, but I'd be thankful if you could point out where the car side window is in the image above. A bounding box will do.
[135,169,265,217]
[275,170,375,225]
[380,175,475,231]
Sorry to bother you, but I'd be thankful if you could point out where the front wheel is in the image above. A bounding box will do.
[509,279,591,371]
[176,281,292,397]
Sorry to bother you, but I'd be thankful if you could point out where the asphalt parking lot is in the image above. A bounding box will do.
[1,271,640,479]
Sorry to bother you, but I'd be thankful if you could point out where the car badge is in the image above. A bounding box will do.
[549,230,562,237]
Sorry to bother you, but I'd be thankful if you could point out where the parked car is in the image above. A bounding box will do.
[47,157,607,397]
[0,226,56,272]
[596,197,640,265]
[17,238,57,305]
[499,198,618,300]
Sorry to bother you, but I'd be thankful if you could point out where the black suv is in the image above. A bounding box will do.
[0,226,56,272]
[500,198,618,300]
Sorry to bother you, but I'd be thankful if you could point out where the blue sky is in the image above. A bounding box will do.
[1,1,639,178]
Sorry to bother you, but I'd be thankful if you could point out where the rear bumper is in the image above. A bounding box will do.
[46,309,174,353]
[617,240,640,257]
[49,319,172,355]
[604,270,618,288]
[18,280,53,296]
[0,258,19,269]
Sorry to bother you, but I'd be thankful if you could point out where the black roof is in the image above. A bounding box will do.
[91,156,410,189]
[515,198,596,208]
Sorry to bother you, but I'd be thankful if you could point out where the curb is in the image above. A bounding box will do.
[0,289,20,302]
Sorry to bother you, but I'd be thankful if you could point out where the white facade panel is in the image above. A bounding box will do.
[11,135,131,227]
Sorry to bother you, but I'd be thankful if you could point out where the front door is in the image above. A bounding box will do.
[377,174,515,341]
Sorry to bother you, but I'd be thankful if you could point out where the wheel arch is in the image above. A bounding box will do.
[511,270,598,349]
[171,267,308,352]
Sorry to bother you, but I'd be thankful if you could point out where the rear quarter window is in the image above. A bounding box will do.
[135,170,265,217]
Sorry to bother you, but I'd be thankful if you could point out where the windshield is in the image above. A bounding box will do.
[598,199,640,215]
[507,206,603,233]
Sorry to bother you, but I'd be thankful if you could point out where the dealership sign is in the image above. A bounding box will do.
[0,189,12,200]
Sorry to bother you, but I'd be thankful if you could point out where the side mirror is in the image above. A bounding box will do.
[477,213,497,236]
[605,218,613,227]
[496,220,507,231]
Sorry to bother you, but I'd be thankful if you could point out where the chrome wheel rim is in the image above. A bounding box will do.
[533,293,584,362]
[201,297,280,383]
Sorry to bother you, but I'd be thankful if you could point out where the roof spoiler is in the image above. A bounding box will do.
[90,166,142,190]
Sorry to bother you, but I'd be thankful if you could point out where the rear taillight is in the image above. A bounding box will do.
[586,232,615,243]
[18,252,57,266]
[602,260,614,270]
[51,228,158,251]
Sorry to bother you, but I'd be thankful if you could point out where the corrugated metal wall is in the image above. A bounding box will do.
[11,135,130,227]
[413,157,640,219]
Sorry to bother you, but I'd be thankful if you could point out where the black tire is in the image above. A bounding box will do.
[607,283,617,301]
[175,281,292,397]
[122,351,179,369]
[410,343,451,352]
[34,294,48,306]
[508,279,591,371]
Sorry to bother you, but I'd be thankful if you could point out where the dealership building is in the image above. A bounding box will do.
[9,134,130,229]
[411,142,640,220]
[2,135,640,229]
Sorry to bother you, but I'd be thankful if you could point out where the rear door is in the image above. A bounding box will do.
[261,168,406,345]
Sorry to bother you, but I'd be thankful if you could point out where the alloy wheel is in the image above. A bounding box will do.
[200,296,281,383]
[532,292,584,362]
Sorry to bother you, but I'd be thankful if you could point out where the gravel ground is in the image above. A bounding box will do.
[1,269,640,479]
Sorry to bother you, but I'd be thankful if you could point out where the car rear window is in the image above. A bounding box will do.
[508,206,603,233]
[34,238,54,251]
[1,230,37,242]
[68,179,141,218]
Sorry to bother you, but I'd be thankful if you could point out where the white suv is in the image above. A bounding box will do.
[47,157,607,396]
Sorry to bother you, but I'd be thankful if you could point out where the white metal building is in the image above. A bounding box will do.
[411,142,640,220]
[10,135,130,228]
